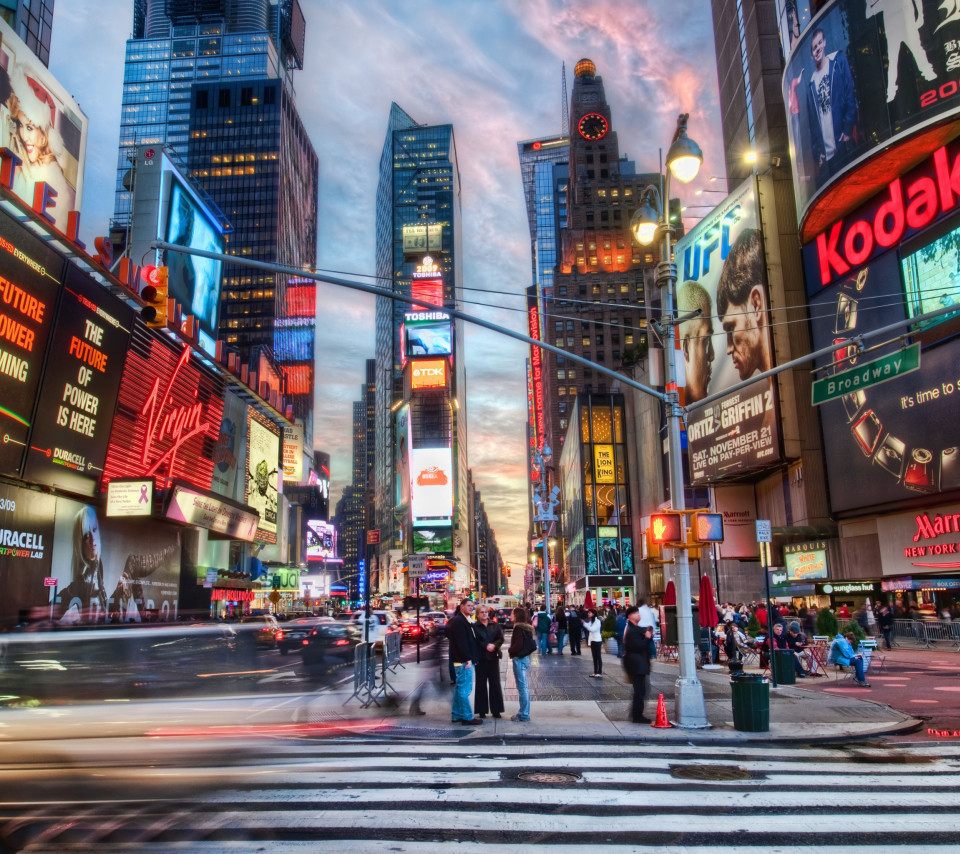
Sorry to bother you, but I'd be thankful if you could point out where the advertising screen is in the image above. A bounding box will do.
[23,266,134,496]
[210,390,246,501]
[411,358,447,390]
[51,495,181,624]
[783,0,960,231]
[306,519,336,561]
[585,534,634,575]
[413,526,453,555]
[405,318,452,357]
[0,481,56,627]
[282,422,304,483]
[785,541,830,581]
[808,237,960,512]
[165,179,224,341]
[244,409,281,543]
[0,215,64,477]
[0,18,88,234]
[410,447,453,521]
[676,178,781,482]
[396,403,411,507]
[411,278,443,310]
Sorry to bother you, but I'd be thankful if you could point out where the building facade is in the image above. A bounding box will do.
[373,103,470,592]
[0,0,54,65]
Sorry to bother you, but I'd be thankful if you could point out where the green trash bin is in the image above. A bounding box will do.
[773,649,796,685]
[730,672,770,732]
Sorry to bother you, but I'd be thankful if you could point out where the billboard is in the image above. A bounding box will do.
[410,447,453,521]
[402,224,442,253]
[0,18,88,233]
[244,409,281,543]
[405,311,452,357]
[0,481,55,626]
[165,178,224,344]
[282,422,304,482]
[784,0,960,232]
[585,533,634,575]
[306,519,336,561]
[0,213,64,477]
[676,178,781,482]
[411,277,443,310]
[413,526,453,554]
[396,403,411,507]
[23,265,134,496]
[411,358,447,390]
[808,232,960,512]
[210,390,246,500]
[784,541,830,581]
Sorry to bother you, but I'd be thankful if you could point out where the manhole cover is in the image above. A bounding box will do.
[670,764,752,781]
[518,771,582,783]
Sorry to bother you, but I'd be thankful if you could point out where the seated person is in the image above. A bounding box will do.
[762,622,806,677]
[723,621,742,662]
[828,632,871,687]
[785,620,811,676]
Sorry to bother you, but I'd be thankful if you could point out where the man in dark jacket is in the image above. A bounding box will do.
[622,606,653,723]
[567,608,583,656]
[878,602,894,650]
[448,600,481,725]
[803,28,857,180]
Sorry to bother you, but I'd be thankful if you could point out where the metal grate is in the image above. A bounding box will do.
[518,771,582,783]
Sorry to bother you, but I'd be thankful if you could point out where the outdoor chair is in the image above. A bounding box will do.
[858,639,885,673]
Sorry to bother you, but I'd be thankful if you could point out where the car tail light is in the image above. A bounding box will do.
[302,640,309,645]
[334,639,350,646]
[276,631,285,640]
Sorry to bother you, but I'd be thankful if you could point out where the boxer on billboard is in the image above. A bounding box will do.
[677,280,715,405]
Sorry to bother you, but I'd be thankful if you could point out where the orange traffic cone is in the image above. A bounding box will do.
[651,693,672,728]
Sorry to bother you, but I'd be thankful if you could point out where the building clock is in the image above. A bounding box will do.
[578,113,609,140]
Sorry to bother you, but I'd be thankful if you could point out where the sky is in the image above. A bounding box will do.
[50,0,725,588]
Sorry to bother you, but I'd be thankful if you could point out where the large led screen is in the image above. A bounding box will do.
[675,178,781,482]
[244,409,281,543]
[0,18,88,234]
[410,447,453,521]
[306,519,336,561]
[808,243,960,512]
[413,526,453,555]
[784,0,960,230]
[165,179,224,341]
[405,320,452,357]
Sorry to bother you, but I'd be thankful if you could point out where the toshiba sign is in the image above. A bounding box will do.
[803,140,960,295]
[410,359,446,390]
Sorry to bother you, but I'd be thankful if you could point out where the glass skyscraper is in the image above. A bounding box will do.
[0,0,55,66]
[373,103,469,583]
[517,135,569,295]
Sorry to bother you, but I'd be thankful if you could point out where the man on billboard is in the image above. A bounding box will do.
[677,281,715,405]
[867,0,937,103]
[803,28,857,179]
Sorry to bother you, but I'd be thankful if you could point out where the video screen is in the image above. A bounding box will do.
[166,180,224,339]
[405,321,452,357]
[901,223,960,332]
[306,520,336,561]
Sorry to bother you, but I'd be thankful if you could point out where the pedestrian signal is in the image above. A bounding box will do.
[644,528,662,560]
[691,512,724,543]
[140,266,169,327]
[649,512,682,545]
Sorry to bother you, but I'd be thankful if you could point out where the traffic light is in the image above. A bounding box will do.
[140,266,168,327]
[691,512,725,543]
[645,527,662,560]
[649,511,683,546]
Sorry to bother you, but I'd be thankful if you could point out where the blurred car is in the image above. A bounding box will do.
[239,614,280,648]
[350,610,398,648]
[496,609,514,630]
[422,611,448,637]
[333,612,356,622]
[397,616,429,643]
[300,622,362,670]
[276,618,333,654]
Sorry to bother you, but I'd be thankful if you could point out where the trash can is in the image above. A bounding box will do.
[730,672,770,732]
[773,650,796,685]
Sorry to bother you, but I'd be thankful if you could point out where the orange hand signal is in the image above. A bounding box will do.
[653,517,667,541]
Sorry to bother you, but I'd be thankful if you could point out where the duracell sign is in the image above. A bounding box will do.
[0,214,65,478]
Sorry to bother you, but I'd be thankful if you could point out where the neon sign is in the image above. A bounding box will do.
[528,304,545,452]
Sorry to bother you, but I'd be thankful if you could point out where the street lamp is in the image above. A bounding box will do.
[628,113,710,729]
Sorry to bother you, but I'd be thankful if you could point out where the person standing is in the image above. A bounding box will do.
[622,606,654,723]
[554,605,568,655]
[615,608,627,658]
[878,602,894,650]
[508,607,536,722]
[448,600,481,725]
[473,605,504,719]
[535,606,552,655]
[567,607,582,656]
[583,609,604,677]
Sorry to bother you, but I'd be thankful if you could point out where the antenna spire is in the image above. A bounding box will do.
[561,62,569,137]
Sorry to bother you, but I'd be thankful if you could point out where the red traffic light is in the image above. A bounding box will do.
[650,512,682,544]
[691,512,724,543]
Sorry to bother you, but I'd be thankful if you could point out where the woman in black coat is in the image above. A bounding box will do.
[473,604,505,718]
[622,606,653,723]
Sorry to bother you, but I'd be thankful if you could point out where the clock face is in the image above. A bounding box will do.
[578,113,609,140]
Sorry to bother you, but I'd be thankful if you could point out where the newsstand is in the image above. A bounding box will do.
[730,672,770,732]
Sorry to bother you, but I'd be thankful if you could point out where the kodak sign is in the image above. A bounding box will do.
[804,141,960,295]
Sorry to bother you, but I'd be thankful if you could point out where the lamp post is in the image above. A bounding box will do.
[629,113,710,728]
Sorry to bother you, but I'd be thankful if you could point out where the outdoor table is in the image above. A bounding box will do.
[806,642,829,677]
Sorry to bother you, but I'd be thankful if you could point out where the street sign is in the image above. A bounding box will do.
[756,519,772,543]
[811,343,920,406]
[268,590,281,604]
[366,530,380,544]
[43,577,57,587]
[408,556,428,578]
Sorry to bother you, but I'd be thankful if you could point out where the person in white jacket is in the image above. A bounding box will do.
[583,609,604,677]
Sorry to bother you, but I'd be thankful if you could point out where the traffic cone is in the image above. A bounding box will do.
[651,693,672,728]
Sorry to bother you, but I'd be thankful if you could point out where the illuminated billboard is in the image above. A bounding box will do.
[411,358,447,389]
[413,526,453,555]
[527,287,545,452]
[784,0,960,237]
[396,403,411,507]
[402,225,442,253]
[306,519,336,561]
[405,312,452,357]
[0,18,88,233]
[244,409,281,543]
[676,178,781,482]
[410,447,453,521]
[411,277,443,311]
[784,541,829,581]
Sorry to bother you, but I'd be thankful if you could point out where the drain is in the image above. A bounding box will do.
[518,770,582,783]
[670,764,752,781]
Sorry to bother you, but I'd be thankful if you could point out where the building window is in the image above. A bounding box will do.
[600,210,609,222]
[568,385,577,395]
[586,211,594,223]
[558,387,566,395]
[582,336,590,346]
[596,335,604,346]
[587,170,595,179]
[557,370,566,380]
[264,85,276,105]
[195,89,208,108]
[241,87,253,106]
[559,402,567,413]
[218,88,230,107]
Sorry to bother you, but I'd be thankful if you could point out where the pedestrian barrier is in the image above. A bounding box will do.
[383,631,404,673]
[344,642,380,708]
[889,619,960,651]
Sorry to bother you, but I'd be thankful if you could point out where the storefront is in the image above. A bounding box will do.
[880,577,960,618]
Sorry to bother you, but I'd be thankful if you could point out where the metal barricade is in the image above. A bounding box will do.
[889,618,960,651]
[344,642,379,707]
[383,631,403,672]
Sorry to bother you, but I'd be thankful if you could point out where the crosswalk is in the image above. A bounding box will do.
[4,740,960,850]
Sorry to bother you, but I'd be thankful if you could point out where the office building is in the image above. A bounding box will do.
[335,485,364,597]
[373,103,471,590]
[0,0,54,66]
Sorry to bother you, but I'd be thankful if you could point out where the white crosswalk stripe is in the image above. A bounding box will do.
[5,742,960,851]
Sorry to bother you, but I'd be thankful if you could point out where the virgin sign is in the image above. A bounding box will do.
[101,323,225,492]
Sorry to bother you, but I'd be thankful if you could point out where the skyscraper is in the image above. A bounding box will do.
[0,0,54,66]
[373,103,470,588]
[517,134,569,295]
